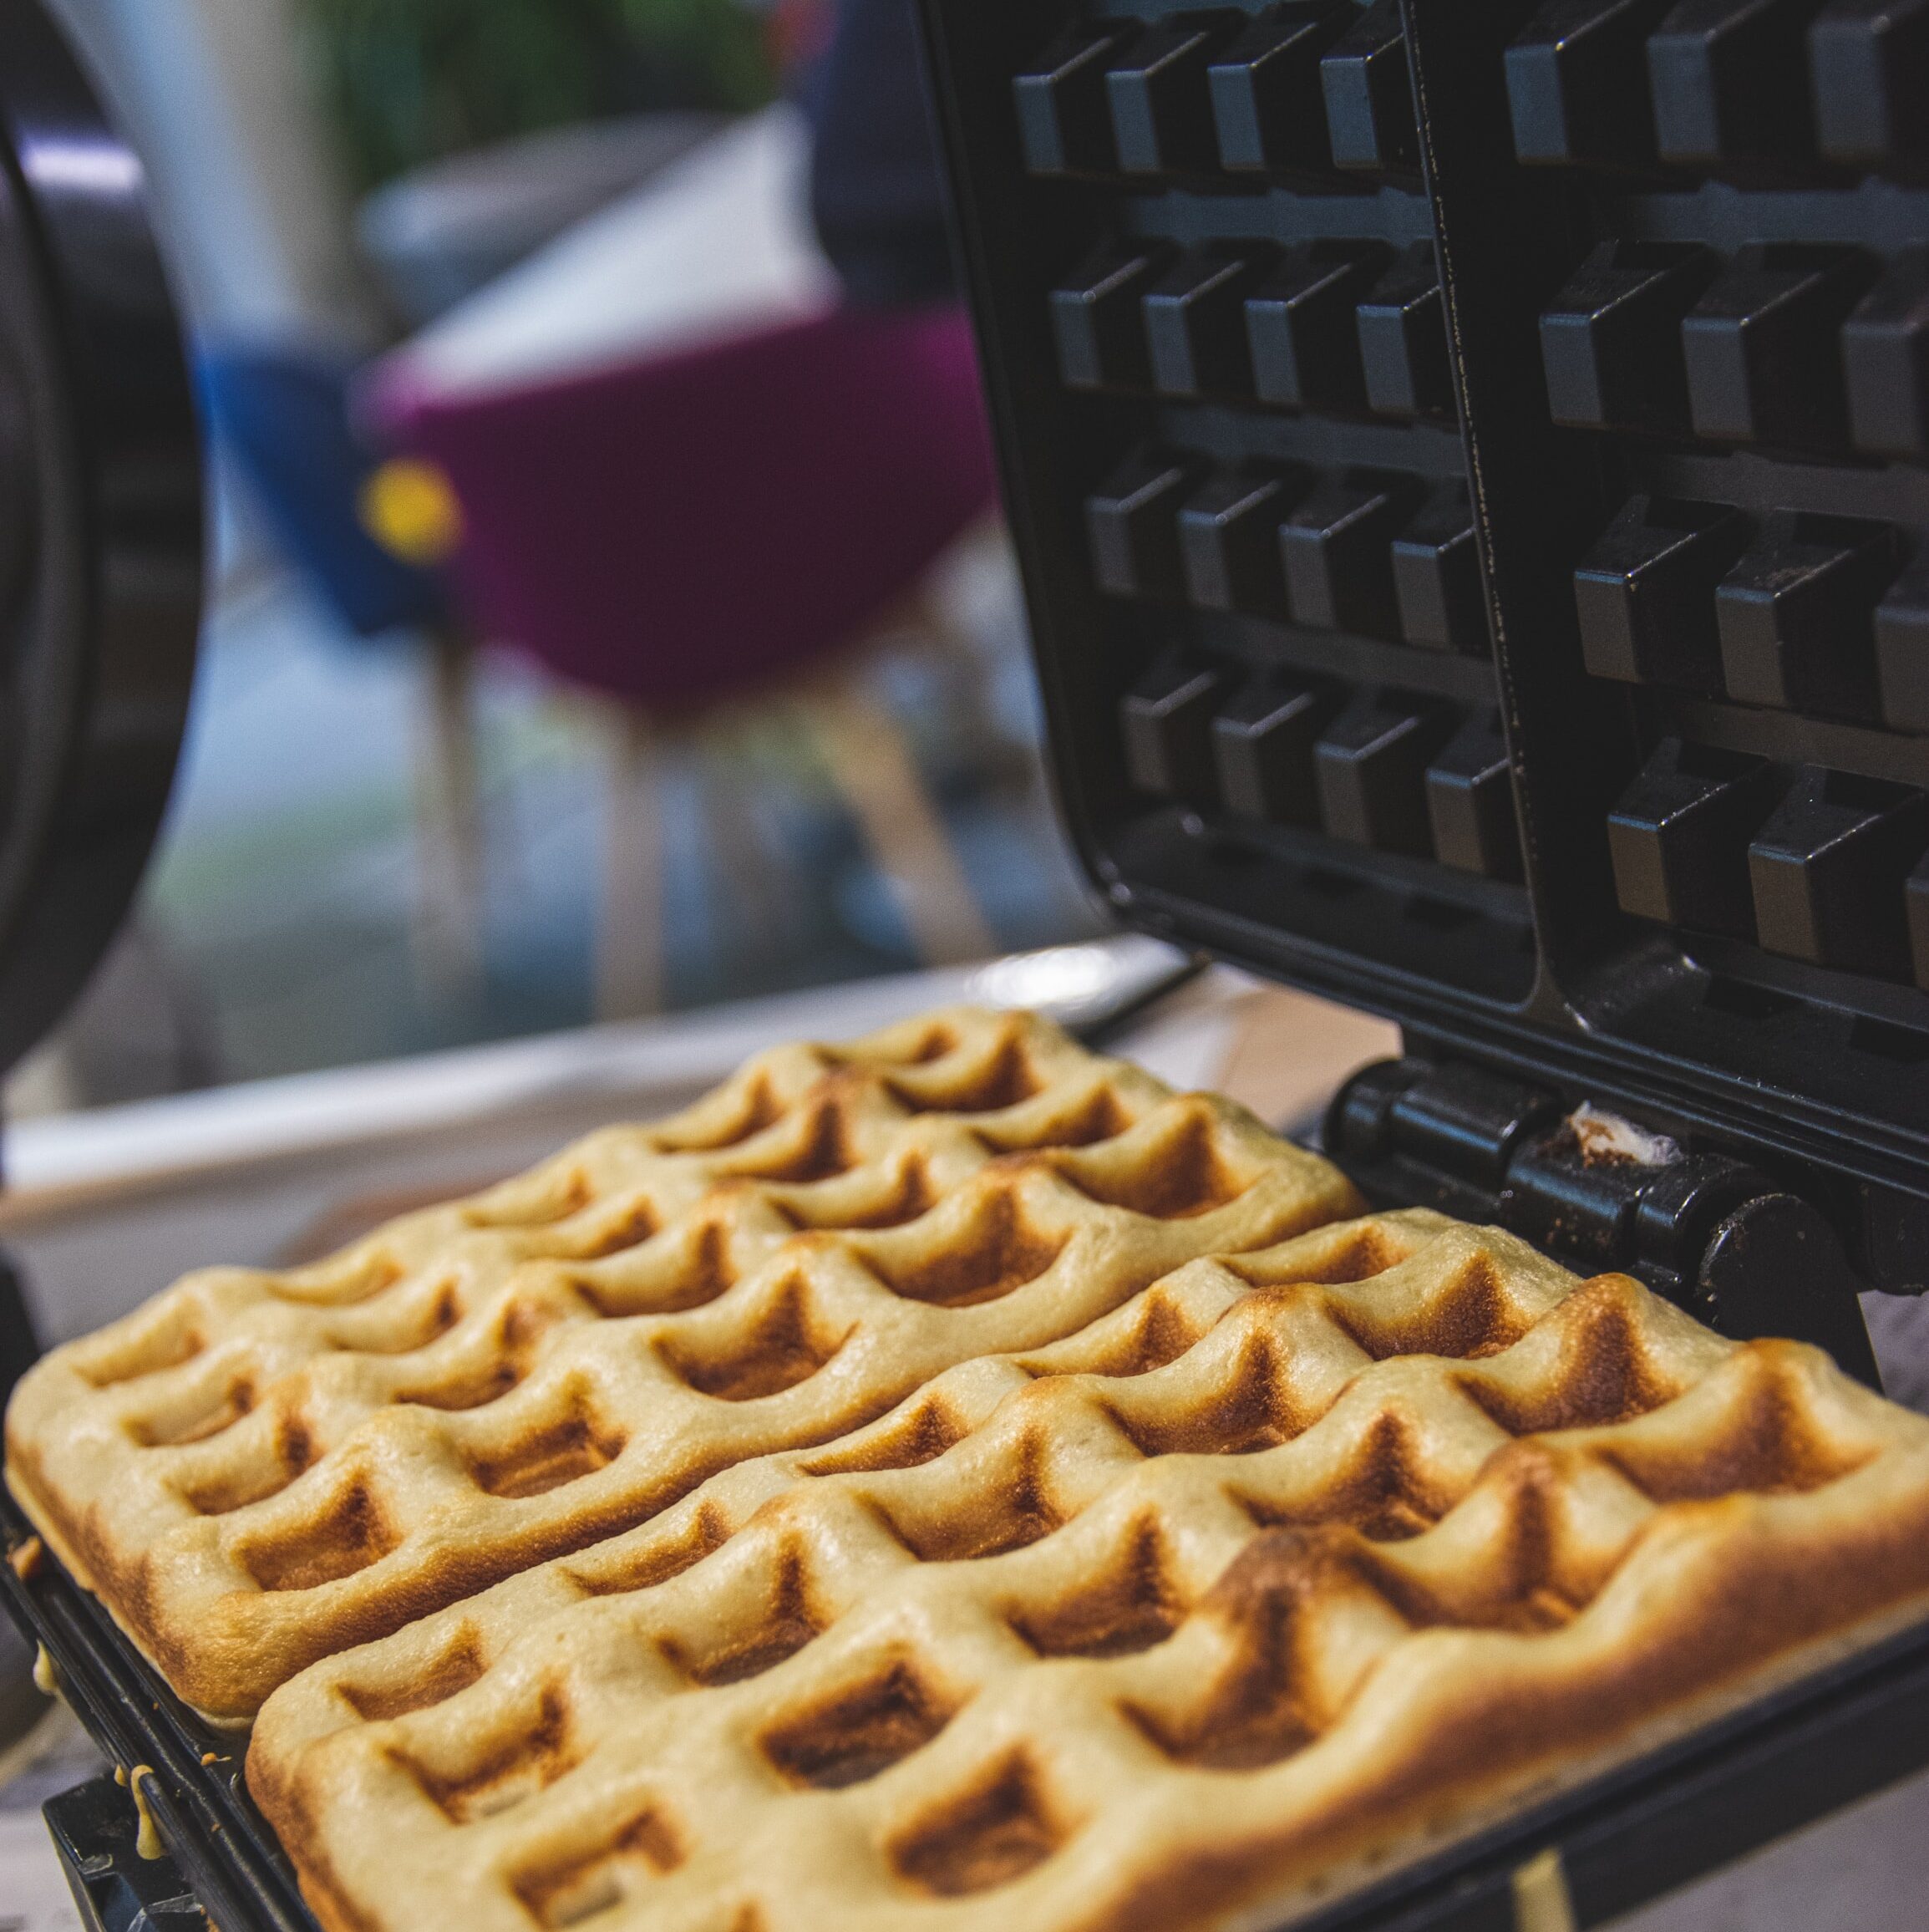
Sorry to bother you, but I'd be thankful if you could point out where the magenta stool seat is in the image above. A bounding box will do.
[366,295,1005,1014]
[368,303,998,709]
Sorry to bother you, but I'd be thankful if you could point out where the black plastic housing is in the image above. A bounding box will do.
[916,0,1929,1285]
[0,0,201,1076]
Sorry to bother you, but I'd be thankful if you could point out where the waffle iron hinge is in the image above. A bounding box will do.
[1325,1055,1890,1391]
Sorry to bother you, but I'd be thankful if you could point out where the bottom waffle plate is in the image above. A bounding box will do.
[2,1482,307,1932]
[8,1479,1929,1932]
[43,1772,212,1932]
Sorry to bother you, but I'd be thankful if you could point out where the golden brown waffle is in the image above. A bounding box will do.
[243,1212,1929,1932]
[4,1007,1359,1721]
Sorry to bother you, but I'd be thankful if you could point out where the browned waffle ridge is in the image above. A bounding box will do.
[3,1006,1360,1720]
[239,1199,1929,1932]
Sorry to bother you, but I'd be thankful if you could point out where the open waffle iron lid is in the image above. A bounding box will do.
[0,0,201,1081]
[911,0,1929,1308]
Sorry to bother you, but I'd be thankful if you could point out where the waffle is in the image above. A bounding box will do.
[3,1007,1360,1721]
[243,1212,1929,1932]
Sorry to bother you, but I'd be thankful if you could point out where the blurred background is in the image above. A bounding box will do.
[8,0,1109,1121]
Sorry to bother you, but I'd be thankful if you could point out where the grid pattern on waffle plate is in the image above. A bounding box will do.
[246,1212,1929,1932]
[3,1007,1361,1721]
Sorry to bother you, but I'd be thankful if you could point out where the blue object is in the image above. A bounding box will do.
[196,347,449,638]
[805,0,958,308]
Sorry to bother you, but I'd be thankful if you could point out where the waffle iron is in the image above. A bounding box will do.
[914,0,1929,1354]
[8,0,1929,1923]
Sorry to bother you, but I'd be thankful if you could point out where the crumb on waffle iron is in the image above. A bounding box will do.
[3,1006,1361,1721]
[244,1206,1929,1932]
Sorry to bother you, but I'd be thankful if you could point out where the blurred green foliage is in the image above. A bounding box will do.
[301,0,776,191]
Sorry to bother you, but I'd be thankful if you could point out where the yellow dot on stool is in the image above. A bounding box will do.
[360,458,464,567]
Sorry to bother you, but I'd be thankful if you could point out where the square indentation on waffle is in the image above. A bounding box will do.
[3,1006,1362,1721]
[246,1208,1929,1932]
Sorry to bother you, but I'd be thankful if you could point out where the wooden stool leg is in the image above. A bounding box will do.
[799,683,997,967]
[702,717,804,974]
[411,629,485,1004]
[597,708,666,1019]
